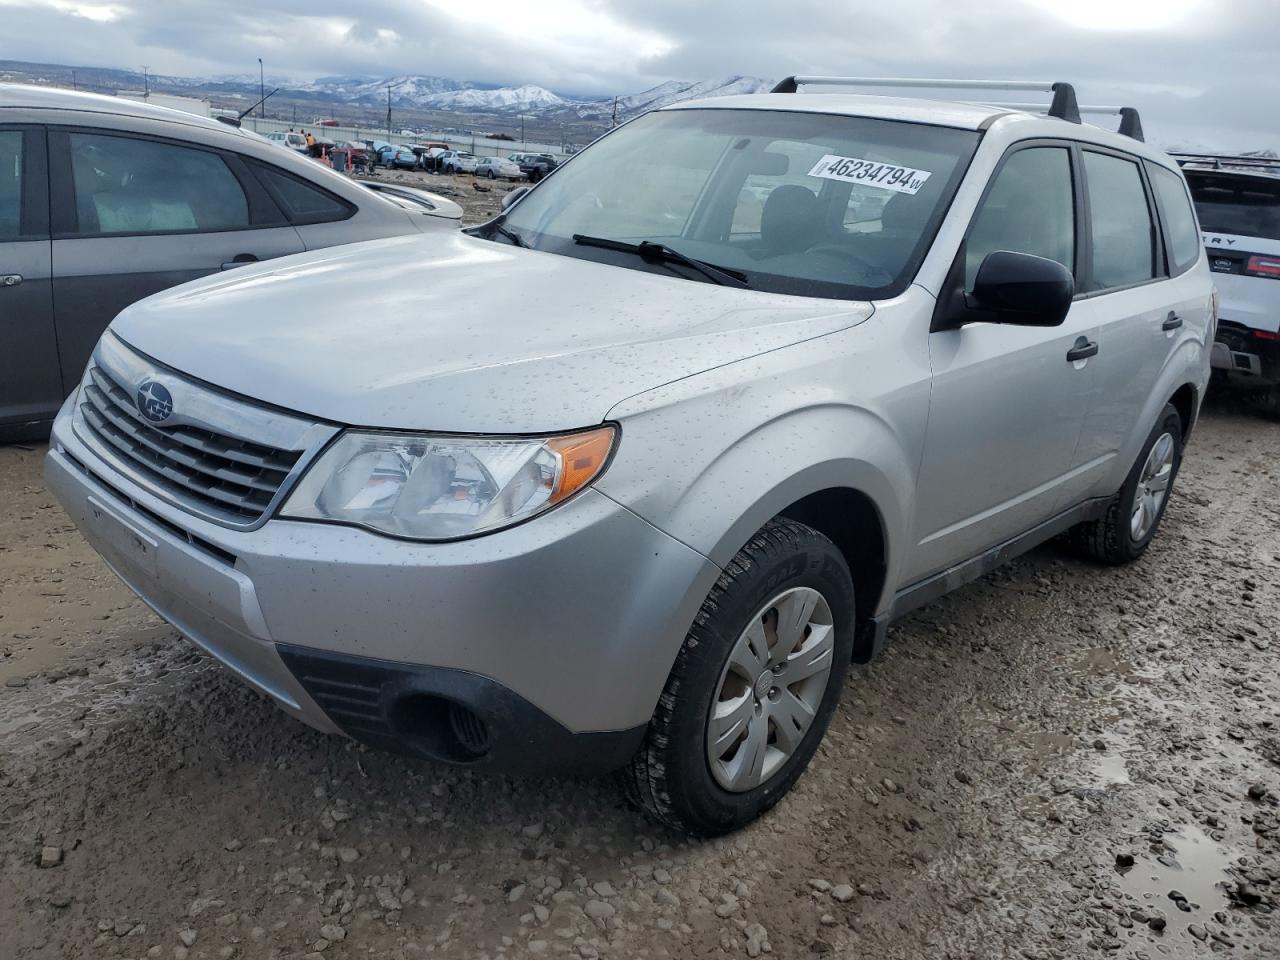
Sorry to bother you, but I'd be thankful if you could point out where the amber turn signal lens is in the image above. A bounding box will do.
[546,426,616,504]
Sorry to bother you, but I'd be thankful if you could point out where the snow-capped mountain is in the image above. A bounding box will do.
[577,75,773,120]
[0,59,774,124]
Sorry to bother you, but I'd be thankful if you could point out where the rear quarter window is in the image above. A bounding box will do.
[1147,163,1202,275]
[249,162,354,225]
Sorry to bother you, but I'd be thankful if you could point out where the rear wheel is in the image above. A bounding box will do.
[1074,403,1183,564]
[622,518,855,835]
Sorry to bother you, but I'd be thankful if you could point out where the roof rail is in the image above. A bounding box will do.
[1170,153,1280,172]
[770,76,1082,124]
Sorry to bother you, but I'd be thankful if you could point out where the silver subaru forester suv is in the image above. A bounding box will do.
[45,78,1213,835]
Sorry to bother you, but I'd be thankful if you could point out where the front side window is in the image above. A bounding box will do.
[68,132,249,236]
[1084,151,1157,291]
[1147,162,1202,274]
[964,146,1075,289]
[1186,171,1280,241]
[492,109,979,300]
[0,131,21,240]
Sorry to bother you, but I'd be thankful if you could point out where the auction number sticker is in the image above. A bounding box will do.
[808,155,932,195]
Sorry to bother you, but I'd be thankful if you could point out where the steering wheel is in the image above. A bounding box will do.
[805,244,892,286]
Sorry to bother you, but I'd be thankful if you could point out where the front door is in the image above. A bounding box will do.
[0,126,61,431]
[907,143,1097,583]
[48,127,305,387]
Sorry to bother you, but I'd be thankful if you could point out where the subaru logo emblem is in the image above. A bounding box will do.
[136,381,173,423]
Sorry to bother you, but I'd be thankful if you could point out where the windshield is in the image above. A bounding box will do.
[491,108,978,299]
[1187,172,1280,240]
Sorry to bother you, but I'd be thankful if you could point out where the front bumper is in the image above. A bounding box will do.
[46,401,718,773]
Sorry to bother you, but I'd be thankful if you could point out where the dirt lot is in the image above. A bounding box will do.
[358,168,513,224]
[1,398,1278,960]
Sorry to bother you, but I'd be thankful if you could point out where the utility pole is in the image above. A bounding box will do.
[520,113,525,147]
[258,59,265,119]
[386,79,408,140]
[141,66,150,98]
[611,96,618,128]
[70,69,77,90]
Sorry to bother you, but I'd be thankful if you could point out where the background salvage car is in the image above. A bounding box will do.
[1176,153,1280,417]
[0,85,461,441]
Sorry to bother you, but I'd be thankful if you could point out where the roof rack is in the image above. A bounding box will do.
[983,102,1144,142]
[770,77,1083,123]
[1170,153,1280,173]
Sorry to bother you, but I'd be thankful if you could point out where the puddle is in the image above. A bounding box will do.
[1089,750,1131,786]
[1080,647,1135,677]
[1116,825,1234,914]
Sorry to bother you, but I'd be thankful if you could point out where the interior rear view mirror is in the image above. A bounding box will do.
[749,151,789,176]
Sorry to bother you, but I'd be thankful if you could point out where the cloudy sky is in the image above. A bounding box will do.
[2,0,1277,149]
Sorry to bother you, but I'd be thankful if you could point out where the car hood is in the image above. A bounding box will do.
[110,232,872,433]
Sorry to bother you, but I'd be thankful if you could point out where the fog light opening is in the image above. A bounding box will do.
[388,693,491,763]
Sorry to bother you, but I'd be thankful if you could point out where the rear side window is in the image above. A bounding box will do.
[1147,163,1201,275]
[965,146,1075,289]
[0,131,21,240]
[1186,172,1280,240]
[1083,152,1157,291]
[67,132,249,236]
[250,163,353,225]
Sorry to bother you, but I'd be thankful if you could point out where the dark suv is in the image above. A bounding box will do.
[511,153,558,181]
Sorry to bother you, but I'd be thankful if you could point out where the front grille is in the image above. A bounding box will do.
[78,365,302,524]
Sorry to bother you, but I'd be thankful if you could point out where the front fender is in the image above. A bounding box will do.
[599,321,931,620]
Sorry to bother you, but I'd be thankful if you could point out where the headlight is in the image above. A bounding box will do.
[279,426,616,540]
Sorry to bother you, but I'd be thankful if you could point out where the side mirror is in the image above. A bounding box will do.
[964,251,1074,327]
[501,186,530,211]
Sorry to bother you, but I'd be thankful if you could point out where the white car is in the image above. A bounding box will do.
[474,157,523,180]
[1175,154,1280,416]
[440,151,478,174]
[265,131,308,154]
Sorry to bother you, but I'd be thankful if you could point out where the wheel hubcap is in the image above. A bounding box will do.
[706,586,835,793]
[1130,431,1175,542]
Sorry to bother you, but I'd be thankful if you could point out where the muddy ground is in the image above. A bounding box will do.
[1,397,1278,960]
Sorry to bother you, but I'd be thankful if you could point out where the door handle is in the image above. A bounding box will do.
[221,254,259,271]
[1162,311,1183,331]
[1066,337,1099,363]
[1,274,22,287]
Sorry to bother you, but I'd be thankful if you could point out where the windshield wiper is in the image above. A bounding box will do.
[572,234,749,288]
[492,223,528,247]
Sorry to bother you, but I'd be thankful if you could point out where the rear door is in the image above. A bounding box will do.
[0,125,61,430]
[48,127,306,387]
[1072,149,1187,492]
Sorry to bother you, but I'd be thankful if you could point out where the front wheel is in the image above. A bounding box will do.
[1073,403,1184,564]
[622,518,855,835]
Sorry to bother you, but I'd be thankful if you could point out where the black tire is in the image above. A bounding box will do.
[1264,384,1280,422]
[621,518,855,836]
[1074,403,1184,564]
[487,169,496,179]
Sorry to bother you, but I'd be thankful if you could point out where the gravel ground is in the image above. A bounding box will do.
[1,397,1278,960]
[356,167,513,224]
